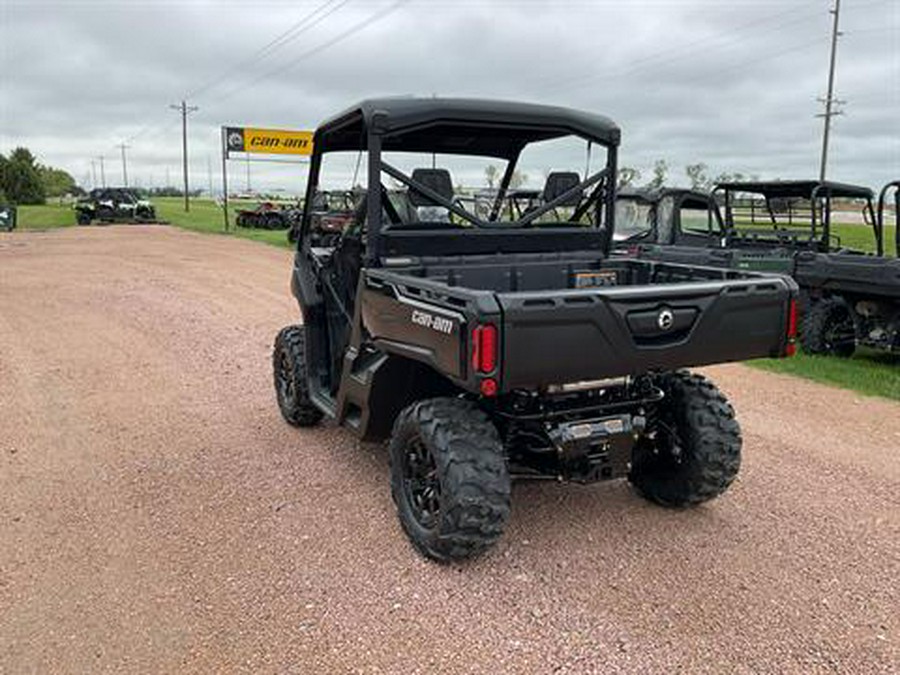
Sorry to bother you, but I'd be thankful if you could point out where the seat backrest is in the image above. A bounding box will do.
[409,168,454,207]
[542,171,581,207]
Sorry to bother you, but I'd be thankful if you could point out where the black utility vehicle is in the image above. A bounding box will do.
[797,180,900,356]
[75,188,157,225]
[272,98,798,561]
[625,180,878,274]
[0,204,16,231]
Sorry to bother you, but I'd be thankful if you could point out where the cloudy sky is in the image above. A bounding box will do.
[1,0,897,195]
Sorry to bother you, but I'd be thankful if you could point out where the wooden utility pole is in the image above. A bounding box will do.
[818,0,843,181]
[117,143,130,187]
[170,100,199,211]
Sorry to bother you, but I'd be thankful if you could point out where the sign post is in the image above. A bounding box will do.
[220,125,314,232]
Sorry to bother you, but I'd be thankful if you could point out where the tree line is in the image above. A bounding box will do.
[0,148,78,205]
[617,161,759,191]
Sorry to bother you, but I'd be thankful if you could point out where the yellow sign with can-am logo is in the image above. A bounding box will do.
[225,127,313,156]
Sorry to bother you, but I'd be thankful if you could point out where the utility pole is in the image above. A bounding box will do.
[117,143,131,187]
[818,0,843,181]
[170,100,198,211]
[90,159,97,188]
[97,156,106,187]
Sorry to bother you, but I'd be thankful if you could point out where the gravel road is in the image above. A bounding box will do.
[1,227,898,674]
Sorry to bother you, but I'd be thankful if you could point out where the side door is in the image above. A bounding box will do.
[673,194,724,248]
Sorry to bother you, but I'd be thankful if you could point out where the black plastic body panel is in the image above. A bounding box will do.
[498,277,792,388]
[794,251,900,300]
[357,256,796,395]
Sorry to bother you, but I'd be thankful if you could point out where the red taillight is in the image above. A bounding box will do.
[472,324,498,374]
[480,378,498,397]
[785,298,798,357]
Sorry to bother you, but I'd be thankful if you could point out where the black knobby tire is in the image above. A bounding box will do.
[801,298,856,357]
[630,371,741,507]
[389,398,511,561]
[272,326,323,427]
[76,212,92,226]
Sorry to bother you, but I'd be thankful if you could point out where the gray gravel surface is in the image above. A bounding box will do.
[1,227,898,674]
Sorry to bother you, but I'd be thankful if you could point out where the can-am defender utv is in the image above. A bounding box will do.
[795,180,900,356]
[272,98,798,561]
[75,188,158,225]
[623,180,879,273]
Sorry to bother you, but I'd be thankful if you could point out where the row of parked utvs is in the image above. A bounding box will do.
[268,98,897,561]
[617,179,899,357]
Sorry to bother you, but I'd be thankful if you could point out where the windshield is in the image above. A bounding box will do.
[613,198,653,241]
[311,132,614,237]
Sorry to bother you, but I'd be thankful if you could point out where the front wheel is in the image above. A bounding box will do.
[801,298,856,357]
[389,398,511,562]
[272,326,323,427]
[630,371,741,507]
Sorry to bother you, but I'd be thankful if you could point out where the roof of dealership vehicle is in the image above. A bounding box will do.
[714,180,873,200]
[315,97,621,157]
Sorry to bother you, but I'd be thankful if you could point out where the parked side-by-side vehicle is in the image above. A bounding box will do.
[271,98,798,561]
[74,188,157,225]
[617,180,899,356]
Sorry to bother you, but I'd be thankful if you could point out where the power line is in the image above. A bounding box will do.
[539,2,819,96]
[207,0,411,105]
[185,0,353,100]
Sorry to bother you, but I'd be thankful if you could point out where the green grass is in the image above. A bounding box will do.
[16,202,75,229]
[154,197,292,249]
[831,222,896,254]
[14,197,293,249]
[750,348,900,401]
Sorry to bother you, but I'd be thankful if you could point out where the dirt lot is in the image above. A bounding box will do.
[1,227,898,674]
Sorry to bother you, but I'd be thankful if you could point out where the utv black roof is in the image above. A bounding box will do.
[714,180,873,200]
[315,97,621,158]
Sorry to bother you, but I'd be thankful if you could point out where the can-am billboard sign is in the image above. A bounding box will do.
[224,127,313,156]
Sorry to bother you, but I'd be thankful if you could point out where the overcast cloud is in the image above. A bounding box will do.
[1,0,897,194]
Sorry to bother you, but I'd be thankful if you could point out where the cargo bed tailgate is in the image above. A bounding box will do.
[498,277,794,388]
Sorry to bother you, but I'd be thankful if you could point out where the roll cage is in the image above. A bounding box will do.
[877,180,899,257]
[299,98,621,263]
[713,180,877,253]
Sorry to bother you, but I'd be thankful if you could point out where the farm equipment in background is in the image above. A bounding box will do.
[74,188,159,225]
[235,201,300,230]
[0,204,16,231]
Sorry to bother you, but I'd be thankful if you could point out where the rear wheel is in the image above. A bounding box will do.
[389,398,511,562]
[76,212,91,226]
[266,214,283,230]
[272,326,323,427]
[801,298,856,357]
[630,371,741,507]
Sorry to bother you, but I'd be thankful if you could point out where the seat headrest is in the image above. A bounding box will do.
[543,171,581,206]
[409,168,454,207]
